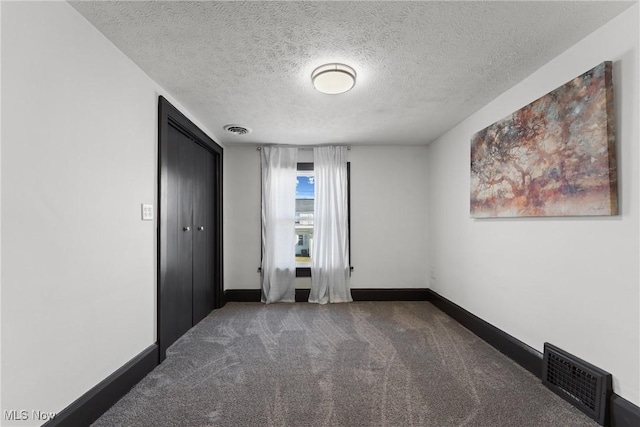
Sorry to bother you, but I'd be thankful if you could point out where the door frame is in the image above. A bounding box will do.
[158,96,223,362]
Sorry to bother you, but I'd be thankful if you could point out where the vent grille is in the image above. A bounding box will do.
[543,343,612,426]
[224,124,251,135]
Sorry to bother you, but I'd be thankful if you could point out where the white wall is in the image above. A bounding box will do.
[427,4,639,405]
[223,147,262,290]
[224,145,429,290]
[1,2,219,424]
[0,0,4,414]
[349,146,428,289]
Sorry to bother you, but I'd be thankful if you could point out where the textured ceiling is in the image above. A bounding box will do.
[70,1,635,146]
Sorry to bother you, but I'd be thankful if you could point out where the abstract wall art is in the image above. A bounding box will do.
[470,61,617,218]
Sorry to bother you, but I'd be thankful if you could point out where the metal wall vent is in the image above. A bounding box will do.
[542,343,612,426]
[223,125,252,135]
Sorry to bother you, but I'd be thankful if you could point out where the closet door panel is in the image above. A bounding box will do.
[162,125,182,349]
[192,143,214,324]
[163,125,195,349]
[176,134,195,337]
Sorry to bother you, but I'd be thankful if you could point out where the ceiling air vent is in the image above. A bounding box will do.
[224,124,252,135]
[542,343,612,426]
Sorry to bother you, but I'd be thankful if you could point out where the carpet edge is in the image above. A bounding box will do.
[42,344,158,427]
[426,289,640,427]
[224,288,431,304]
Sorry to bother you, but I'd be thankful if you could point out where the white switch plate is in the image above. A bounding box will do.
[141,203,154,221]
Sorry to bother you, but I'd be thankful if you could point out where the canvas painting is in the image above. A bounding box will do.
[470,61,617,218]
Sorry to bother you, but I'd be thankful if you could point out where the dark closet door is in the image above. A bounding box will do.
[162,123,216,355]
[192,142,215,324]
[164,124,195,347]
[159,96,222,362]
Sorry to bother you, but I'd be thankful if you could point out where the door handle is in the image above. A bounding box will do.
[198,226,205,231]
[183,226,191,232]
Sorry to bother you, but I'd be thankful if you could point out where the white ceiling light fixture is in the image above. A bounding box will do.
[311,63,356,95]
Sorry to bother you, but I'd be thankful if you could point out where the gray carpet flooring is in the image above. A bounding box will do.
[93,301,598,426]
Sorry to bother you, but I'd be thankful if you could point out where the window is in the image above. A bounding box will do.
[295,163,314,274]
[295,162,350,277]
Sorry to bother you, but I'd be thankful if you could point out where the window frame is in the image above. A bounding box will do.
[295,162,350,278]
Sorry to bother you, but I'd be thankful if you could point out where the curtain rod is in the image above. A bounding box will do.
[256,145,351,151]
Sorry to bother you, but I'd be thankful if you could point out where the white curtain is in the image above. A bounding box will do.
[309,146,352,304]
[261,147,298,303]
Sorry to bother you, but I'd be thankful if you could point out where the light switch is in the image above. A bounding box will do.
[141,203,154,221]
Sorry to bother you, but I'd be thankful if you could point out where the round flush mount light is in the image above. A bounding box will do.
[311,63,356,95]
[223,124,252,135]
